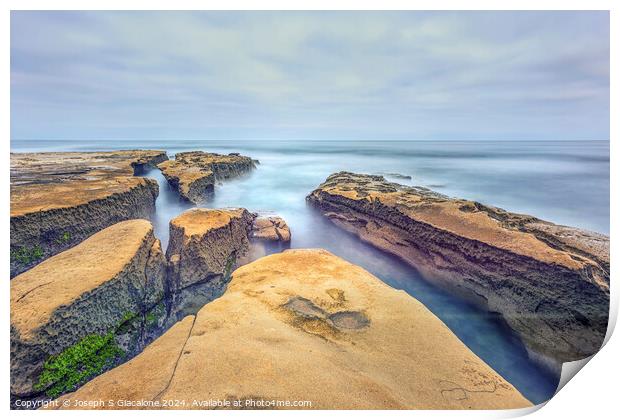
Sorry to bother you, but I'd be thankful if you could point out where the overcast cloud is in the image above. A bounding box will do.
[10,11,610,141]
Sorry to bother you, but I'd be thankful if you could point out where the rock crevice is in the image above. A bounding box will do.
[51,250,532,410]
[10,150,168,277]
[10,220,168,399]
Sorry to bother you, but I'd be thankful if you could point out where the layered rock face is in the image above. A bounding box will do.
[10,150,168,184]
[166,208,256,318]
[307,172,610,365]
[54,250,531,410]
[157,151,255,203]
[251,216,291,243]
[156,160,215,203]
[10,150,167,277]
[10,220,168,400]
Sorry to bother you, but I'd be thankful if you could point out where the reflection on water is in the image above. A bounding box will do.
[13,139,609,404]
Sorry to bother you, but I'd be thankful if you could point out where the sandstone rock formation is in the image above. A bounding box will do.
[10,150,168,185]
[307,172,610,366]
[251,216,291,243]
[10,150,167,277]
[156,160,215,203]
[157,151,255,203]
[10,220,168,399]
[166,208,255,319]
[53,249,531,410]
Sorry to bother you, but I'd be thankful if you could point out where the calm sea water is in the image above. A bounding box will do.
[11,139,610,404]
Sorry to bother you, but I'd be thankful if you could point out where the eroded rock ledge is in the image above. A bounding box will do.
[307,172,610,365]
[157,151,255,203]
[166,208,255,319]
[53,250,531,410]
[10,220,167,400]
[10,150,168,277]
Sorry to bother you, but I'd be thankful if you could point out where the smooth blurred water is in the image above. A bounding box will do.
[13,139,609,235]
[12,139,610,404]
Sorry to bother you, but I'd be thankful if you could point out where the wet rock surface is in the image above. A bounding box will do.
[10,150,167,277]
[157,151,255,203]
[53,249,531,410]
[307,172,610,365]
[10,220,168,400]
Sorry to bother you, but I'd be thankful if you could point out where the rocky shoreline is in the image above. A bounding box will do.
[9,150,609,409]
[10,151,167,277]
[50,250,531,410]
[307,172,610,367]
[10,149,284,405]
[11,207,292,405]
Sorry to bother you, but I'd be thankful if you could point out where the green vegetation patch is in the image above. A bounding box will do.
[10,245,44,265]
[56,232,72,244]
[145,301,166,328]
[34,332,124,398]
[145,311,157,325]
[115,311,139,335]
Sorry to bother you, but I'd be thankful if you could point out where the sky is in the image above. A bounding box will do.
[10,11,610,141]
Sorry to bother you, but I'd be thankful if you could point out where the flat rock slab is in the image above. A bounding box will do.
[307,172,610,365]
[10,150,168,186]
[54,249,531,410]
[10,150,167,277]
[157,151,255,203]
[11,220,167,398]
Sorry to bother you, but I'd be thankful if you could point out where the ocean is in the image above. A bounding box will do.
[11,139,611,404]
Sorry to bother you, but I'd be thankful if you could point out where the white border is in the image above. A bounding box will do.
[2,2,616,420]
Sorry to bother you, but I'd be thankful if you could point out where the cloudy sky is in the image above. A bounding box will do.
[11,11,609,141]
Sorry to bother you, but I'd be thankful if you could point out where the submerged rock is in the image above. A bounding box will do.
[10,220,168,400]
[10,150,168,277]
[53,249,531,410]
[307,172,610,366]
[375,172,412,180]
[166,208,255,318]
[157,151,255,203]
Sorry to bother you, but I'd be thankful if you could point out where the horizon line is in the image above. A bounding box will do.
[10,138,611,142]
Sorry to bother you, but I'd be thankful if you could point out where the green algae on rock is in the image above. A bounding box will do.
[10,220,168,399]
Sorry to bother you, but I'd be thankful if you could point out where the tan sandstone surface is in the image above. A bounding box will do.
[307,172,610,365]
[10,150,168,277]
[11,220,167,398]
[53,249,531,410]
